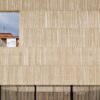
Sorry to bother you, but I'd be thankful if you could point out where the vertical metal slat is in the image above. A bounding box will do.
[70,85,73,100]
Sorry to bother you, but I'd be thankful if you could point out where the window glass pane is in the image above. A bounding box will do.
[73,86,100,100]
[37,86,54,100]
[36,86,70,100]
[18,86,34,100]
[1,86,17,100]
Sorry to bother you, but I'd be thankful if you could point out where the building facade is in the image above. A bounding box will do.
[0,0,99,85]
[0,0,100,99]
[0,33,19,47]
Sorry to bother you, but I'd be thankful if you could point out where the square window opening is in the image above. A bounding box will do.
[0,12,19,47]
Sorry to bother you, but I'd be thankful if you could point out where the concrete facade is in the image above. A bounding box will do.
[0,0,99,85]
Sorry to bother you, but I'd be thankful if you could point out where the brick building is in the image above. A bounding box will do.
[0,33,19,47]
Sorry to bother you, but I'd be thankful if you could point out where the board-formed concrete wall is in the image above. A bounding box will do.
[0,0,100,85]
